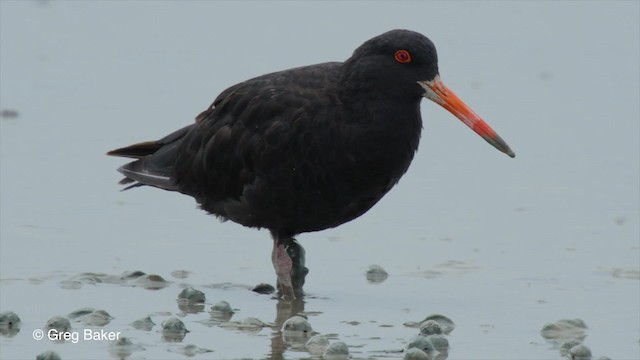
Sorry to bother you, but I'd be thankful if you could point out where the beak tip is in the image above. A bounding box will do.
[483,135,515,159]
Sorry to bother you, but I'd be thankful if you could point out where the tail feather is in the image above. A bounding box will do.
[107,141,164,159]
[107,124,193,159]
[116,160,176,191]
[108,124,194,191]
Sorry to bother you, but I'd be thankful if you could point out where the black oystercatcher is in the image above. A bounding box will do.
[108,30,515,299]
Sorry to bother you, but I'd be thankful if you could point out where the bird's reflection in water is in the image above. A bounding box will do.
[269,297,307,360]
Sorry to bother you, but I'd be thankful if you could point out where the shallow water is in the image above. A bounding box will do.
[1,1,639,359]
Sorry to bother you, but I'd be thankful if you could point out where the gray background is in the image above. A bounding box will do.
[1,1,638,359]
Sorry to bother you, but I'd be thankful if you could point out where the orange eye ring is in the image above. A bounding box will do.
[394,49,411,63]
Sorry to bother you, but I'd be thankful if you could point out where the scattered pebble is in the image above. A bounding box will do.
[323,340,349,360]
[560,339,583,357]
[68,308,112,326]
[0,311,21,337]
[426,334,449,359]
[406,314,455,335]
[404,347,429,360]
[366,264,389,284]
[419,320,442,336]
[85,310,113,326]
[121,270,147,280]
[306,334,330,357]
[45,316,71,333]
[540,319,588,341]
[178,287,206,302]
[240,317,268,332]
[162,317,188,332]
[161,317,189,342]
[218,317,270,332]
[131,316,155,331]
[211,300,233,313]
[134,274,169,290]
[177,287,206,313]
[283,315,313,344]
[210,301,234,322]
[283,315,313,333]
[570,343,592,360]
[168,343,214,356]
[35,351,61,360]
[67,307,97,319]
[406,335,435,354]
[423,315,454,335]
[252,283,276,294]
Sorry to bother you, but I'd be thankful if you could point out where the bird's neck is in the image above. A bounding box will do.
[339,87,423,132]
[335,62,423,166]
[337,62,423,127]
[337,92,423,175]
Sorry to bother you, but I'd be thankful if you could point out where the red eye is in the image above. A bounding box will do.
[394,49,411,63]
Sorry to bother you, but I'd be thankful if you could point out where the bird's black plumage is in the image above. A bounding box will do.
[109,29,513,297]
[110,30,436,237]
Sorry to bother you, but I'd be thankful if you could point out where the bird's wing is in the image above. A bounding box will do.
[173,63,343,218]
[107,62,342,212]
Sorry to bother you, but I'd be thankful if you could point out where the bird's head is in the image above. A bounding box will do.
[347,29,515,158]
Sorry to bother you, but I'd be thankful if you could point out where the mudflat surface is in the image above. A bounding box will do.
[1,1,638,359]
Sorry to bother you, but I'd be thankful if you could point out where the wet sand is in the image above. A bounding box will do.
[1,1,639,359]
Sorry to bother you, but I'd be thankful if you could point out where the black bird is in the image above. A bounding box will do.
[108,29,515,299]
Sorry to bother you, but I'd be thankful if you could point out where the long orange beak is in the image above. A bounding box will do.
[419,75,515,158]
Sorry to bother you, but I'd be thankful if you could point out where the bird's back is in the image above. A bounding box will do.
[110,61,422,237]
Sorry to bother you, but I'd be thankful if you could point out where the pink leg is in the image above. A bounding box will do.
[272,238,295,300]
